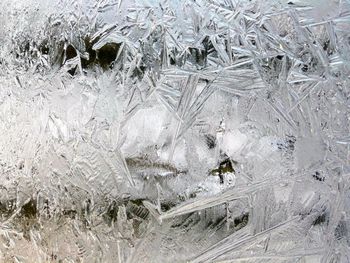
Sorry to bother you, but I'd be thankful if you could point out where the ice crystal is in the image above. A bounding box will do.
[0,0,349,262]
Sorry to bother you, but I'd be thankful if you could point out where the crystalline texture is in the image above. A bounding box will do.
[0,0,349,262]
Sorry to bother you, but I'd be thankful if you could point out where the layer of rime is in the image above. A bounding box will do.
[0,0,349,262]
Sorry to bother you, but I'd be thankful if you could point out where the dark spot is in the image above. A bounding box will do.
[323,40,330,51]
[219,158,235,174]
[65,45,77,60]
[189,192,197,199]
[286,135,296,151]
[67,66,77,76]
[0,202,7,213]
[97,43,120,69]
[312,212,328,226]
[59,44,78,76]
[85,199,91,214]
[104,200,119,224]
[178,195,186,202]
[161,202,175,212]
[131,64,146,80]
[51,253,58,261]
[21,199,37,218]
[233,212,249,229]
[260,24,269,32]
[202,36,214,55]
[0,200,15,216]
[205,134,216,149]
[219,174,224,184]
[62,210,77,219]
[31,166,38,175]
[276,142,284,150]
[312,171,325,182]
[170,56,176,65]
[210,158,236,184]
[39,41,50,55]
[24,42,30,53]
[301,64,309,72]
[276,55,284,60]
[188,47,207,68]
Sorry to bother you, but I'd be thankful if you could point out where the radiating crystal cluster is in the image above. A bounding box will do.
[0,0,349,262]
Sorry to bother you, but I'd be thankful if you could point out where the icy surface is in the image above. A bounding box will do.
[0,0,349,262]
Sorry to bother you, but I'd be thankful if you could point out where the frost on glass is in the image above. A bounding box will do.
[0,0,349,262]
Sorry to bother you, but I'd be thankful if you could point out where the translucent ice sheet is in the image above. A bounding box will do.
[0,0,349,262]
